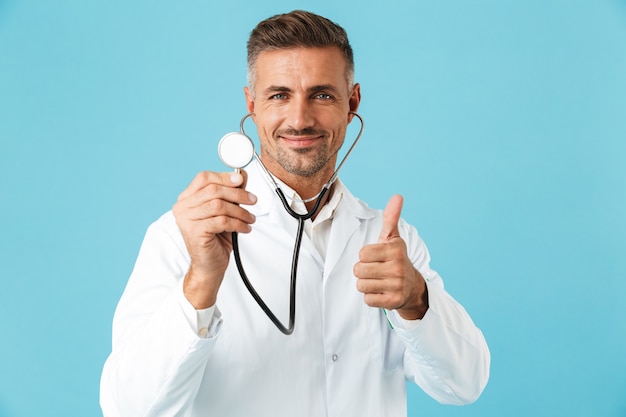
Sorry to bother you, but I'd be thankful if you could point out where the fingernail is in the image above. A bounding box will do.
[248,193,257,203]
[230,173,243,184]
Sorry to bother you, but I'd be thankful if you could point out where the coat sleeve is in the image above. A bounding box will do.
[100,212,222,417]
[389,220,490,405]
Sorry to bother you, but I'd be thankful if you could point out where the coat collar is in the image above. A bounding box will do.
[245,159,375,222]
[244,160,377,277]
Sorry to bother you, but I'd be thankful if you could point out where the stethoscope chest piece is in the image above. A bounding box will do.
[218,132,255,170]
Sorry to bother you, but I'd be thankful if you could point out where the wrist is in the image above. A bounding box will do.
[397,273,429,320]
[397,304,428,320]
[183,265,220,309]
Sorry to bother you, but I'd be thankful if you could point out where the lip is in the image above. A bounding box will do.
[280,135,322,148]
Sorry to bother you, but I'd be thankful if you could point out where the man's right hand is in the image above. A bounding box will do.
[173,170,257,309]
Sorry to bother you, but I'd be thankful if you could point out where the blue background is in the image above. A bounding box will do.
[1,1,625,416]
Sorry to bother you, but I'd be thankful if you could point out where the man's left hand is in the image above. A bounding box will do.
[353,194,429,320]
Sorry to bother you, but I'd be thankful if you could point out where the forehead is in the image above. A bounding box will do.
[254,46,348,90]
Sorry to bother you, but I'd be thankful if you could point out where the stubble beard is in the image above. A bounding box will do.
[273,143,332,177]
[268,127,341,178]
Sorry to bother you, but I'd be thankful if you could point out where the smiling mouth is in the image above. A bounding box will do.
[280,135,322,148]
[277,128,326,148]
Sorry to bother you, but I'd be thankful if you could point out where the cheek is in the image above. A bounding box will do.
[332,123,348,141]
[324,108,350,129]
[253,113,269,131]
[256,111,282,132]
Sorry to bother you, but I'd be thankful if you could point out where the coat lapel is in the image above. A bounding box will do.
[323,181,375,278]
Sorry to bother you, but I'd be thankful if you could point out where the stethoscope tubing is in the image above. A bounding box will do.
[230,112,363,335]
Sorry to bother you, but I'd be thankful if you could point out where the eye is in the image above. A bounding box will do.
[270,93,288,100]
[314,93,333,100]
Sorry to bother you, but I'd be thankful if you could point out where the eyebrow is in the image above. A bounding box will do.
[263,84,341,95]
[309,84,340,94]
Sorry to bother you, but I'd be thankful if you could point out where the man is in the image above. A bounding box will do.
[100,10,490,417]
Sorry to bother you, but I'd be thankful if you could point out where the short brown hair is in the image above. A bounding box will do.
[247,10,354,94]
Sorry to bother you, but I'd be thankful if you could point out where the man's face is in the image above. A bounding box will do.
[244,46,360,181]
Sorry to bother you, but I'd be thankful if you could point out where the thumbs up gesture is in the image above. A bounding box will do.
[353,195,429,320]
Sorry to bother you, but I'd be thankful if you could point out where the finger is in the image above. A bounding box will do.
[238,169,249,190]
[356,276,401,294]
[175,202,255,237]
[178,170,255,209]
[183,183,256,211]
[354,250,406,279]
[357,241,403,264]
[178,170,248,201]
[378,194,403,243]
[362,293,401,309]
[356,278,379,295]
[199,213,255,235]
[185,198,256,224]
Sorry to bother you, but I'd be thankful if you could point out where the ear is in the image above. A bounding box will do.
[244,86,255,114]
[349,83,361,113]
[347,83,361,123]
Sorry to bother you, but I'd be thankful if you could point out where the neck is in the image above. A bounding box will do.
[304,184,333,216]
[259,156,337,212]
[277,175,331,217]
[269,172,335,219]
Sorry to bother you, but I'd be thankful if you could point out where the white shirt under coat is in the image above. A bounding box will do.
[100,160,490,417]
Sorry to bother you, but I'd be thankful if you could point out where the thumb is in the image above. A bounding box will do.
[378,194,404,242]
[239,168,249,191]
[229,169,249,190]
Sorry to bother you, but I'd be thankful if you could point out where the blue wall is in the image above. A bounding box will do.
[1,1,625,416]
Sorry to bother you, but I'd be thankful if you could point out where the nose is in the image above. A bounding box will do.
[285,96,315,131]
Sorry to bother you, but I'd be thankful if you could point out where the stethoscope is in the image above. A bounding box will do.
[217,112,364,335]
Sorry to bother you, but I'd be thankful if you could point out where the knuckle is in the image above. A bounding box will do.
[172,205,189,224]
[390,263,406,278]
[388,246,403,261]
[199,171,212,182]
[214,215,229,229]
[206,183,220,195]
[208,198,226,213]
[390,294,403,307]
[358,246,370,261]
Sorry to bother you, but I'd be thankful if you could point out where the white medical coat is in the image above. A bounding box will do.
[100,161,490,417]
